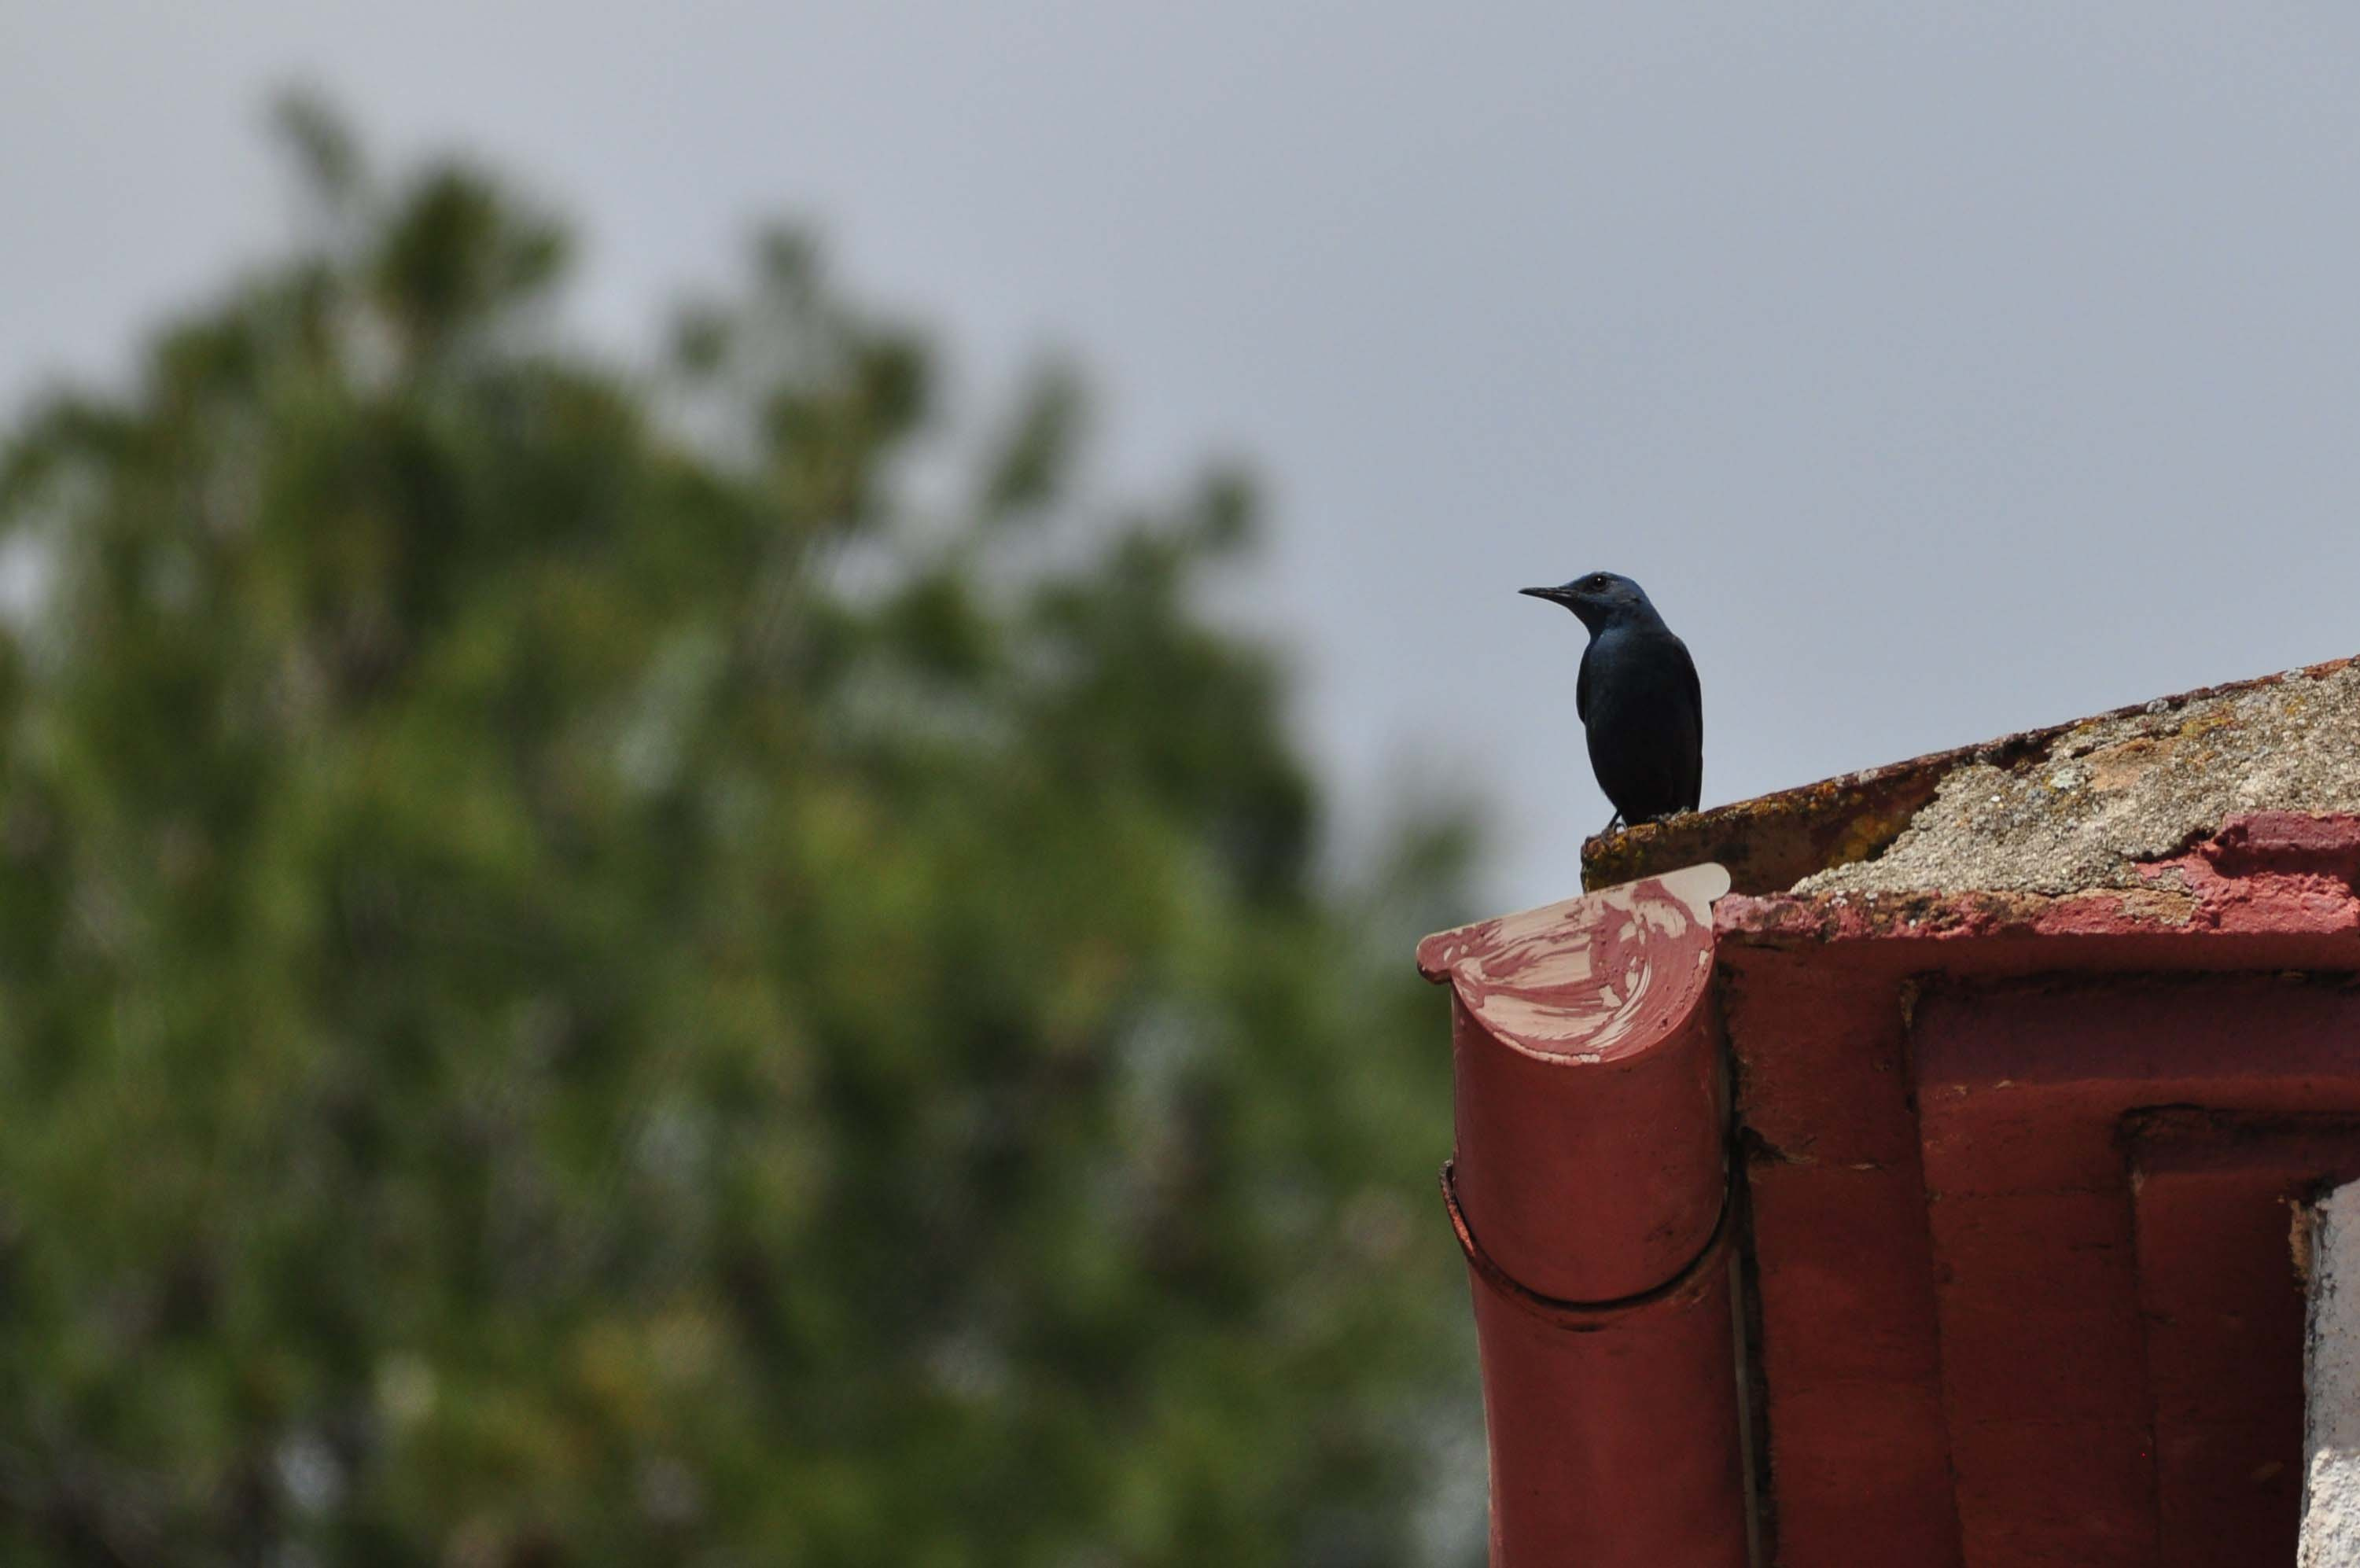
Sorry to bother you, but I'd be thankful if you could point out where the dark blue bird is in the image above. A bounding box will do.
[1521,572,1703,835]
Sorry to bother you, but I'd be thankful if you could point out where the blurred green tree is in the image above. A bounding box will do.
[0,97,1479,1568]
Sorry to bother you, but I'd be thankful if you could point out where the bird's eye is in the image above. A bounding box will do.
[1586,575,1610,590]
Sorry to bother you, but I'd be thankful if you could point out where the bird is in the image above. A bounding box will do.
[1520,572,1703,836]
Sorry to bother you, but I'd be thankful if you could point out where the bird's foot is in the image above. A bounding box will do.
[1598,812,1626,837]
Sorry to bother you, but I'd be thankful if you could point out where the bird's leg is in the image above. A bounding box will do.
[1598,810,1625,836]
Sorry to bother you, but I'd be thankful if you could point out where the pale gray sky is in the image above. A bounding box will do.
[9,2,2360,910]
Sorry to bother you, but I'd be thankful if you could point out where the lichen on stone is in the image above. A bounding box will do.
[1793,663,2360,897]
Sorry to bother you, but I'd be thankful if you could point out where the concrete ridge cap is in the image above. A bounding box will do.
[1584,651,2360,897]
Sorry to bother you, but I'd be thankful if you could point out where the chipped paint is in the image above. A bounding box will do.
[1418,862,1729,1060]
[1716,815,2360,955]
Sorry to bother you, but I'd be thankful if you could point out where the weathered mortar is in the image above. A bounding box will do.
[1795,663,2360,897]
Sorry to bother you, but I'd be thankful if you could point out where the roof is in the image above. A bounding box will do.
[1423,651,2360,1568]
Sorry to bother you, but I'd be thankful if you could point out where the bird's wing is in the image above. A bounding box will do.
[1681,638,1701,740]
[1576,639,1593,722]
[1677,635,1704,805]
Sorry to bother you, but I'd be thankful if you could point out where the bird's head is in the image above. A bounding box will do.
[1520,571,1651,632]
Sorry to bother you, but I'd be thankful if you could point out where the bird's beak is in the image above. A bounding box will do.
[1520,586,1570,605]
